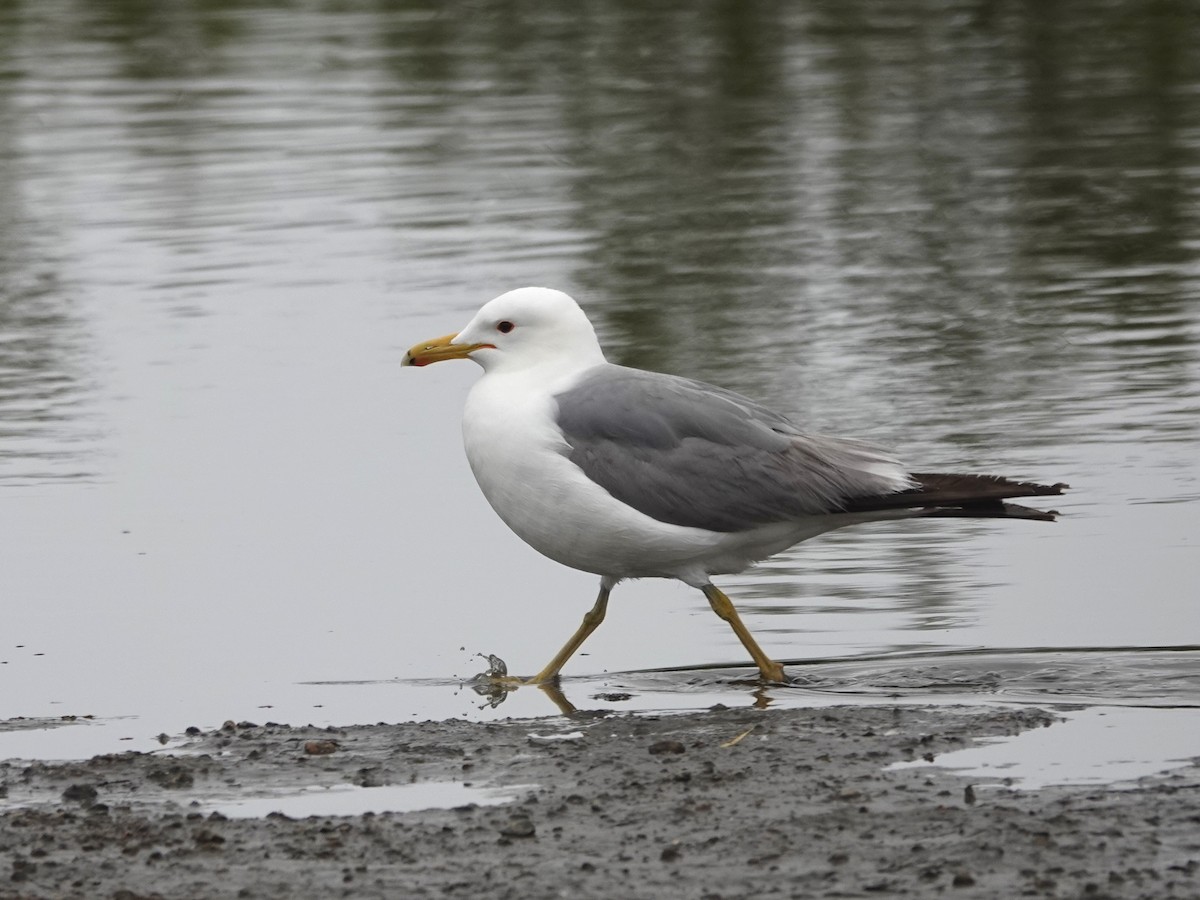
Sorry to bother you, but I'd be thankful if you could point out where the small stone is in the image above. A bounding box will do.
[648,740,685,755]
[11,858,36,882]
[964,785,976,805]
[194,829,226,848]
[952,872,976,887]
[304,740,339,755]
[147,766,194,789]
[62,784,98,804]
[356,768,385,788]
[499,815,536,838]
[661,845,681,862]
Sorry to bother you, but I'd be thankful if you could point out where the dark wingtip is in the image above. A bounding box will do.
[1005,479,1068,496]
[851,473,1070,520]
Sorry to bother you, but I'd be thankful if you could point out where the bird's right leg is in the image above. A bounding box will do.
[525,582,612,685]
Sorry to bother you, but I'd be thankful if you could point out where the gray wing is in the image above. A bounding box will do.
[553,365,910,532]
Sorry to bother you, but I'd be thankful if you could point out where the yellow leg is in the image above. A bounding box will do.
[701,584,787,683]
[526,584,611,685]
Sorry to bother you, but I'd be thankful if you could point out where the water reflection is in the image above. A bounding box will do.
[561,3,798,377]
[0,273,94,484]
[0,10,95,483]
[0,0,1196,728]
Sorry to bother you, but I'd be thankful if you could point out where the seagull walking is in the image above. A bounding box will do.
[403,287,1066,683]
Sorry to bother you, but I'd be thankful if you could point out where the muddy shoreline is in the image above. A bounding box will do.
[2,704,1197,899]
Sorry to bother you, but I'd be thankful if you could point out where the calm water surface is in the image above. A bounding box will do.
[1,0,1198,756]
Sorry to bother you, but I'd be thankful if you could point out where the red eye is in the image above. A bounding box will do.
[496,321,515,334]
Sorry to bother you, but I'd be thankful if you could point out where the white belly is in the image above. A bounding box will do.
[461,373,836,585]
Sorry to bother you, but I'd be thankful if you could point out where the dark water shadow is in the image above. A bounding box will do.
[320,645,1200,718]
[631,644,1200,709]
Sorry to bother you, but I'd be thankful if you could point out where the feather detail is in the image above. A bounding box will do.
[841,473,1068,521]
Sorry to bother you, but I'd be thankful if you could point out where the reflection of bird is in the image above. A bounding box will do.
[403,287,1067,684]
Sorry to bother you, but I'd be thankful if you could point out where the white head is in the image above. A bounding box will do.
[402,287,606,375]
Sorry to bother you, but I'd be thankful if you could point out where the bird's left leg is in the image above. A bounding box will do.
[525,581,612,685]
[701,584,787,683]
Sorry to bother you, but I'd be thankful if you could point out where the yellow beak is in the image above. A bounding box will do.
[401,333,493,367]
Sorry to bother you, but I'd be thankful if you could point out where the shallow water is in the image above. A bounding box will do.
[207,782,532,820]
[2,1,1199,767]
[892,706,1200,790]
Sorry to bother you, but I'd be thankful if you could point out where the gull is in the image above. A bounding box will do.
[402,287,1066,684]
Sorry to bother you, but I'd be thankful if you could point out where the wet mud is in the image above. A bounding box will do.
[1,704,1197,899]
